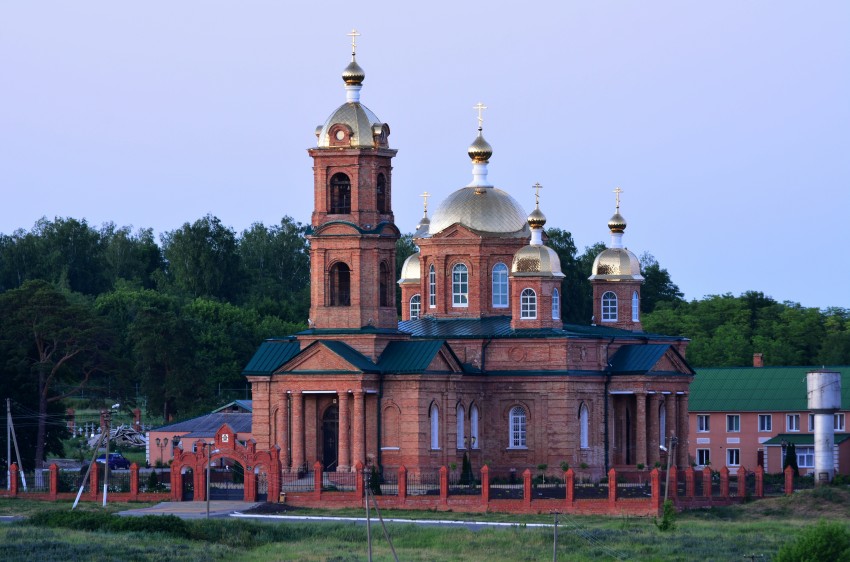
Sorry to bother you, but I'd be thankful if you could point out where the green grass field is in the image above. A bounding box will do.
[2,487,849,561]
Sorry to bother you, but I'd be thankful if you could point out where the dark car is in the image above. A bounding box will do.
[96,453,131,470]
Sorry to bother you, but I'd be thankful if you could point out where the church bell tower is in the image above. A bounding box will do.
[307,31,400,331]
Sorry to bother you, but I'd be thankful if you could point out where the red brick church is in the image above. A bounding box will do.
[243,40,694,482]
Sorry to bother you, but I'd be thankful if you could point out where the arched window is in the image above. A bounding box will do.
[470,404,480,449]
[492,263,508,308]
[429,264,436,308]
[409,294,421,319]
[329,262,351,306]
[602,291,618,322]
[632,291,640,322]
[430,403,440,450]
[659,403,667,446]
[457,404,466,450]
[579,403,589,449]
[552,288,560,319]
[509,406,527,448]
[452,263,468,307]
[520,288,537,319]
[329,173,351,214]
[379,261,390,307]
[376,173,387,213]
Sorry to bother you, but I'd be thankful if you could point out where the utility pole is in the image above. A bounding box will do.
[102,409,111,507]
[6,399,10,490]
[550,511,560,562]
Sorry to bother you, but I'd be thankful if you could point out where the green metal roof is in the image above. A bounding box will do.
[608,344,694,375]
[690,366,850,412]
[318,340,379,372]
[398,316,688,341]
[377,340,450,373]
[762,433,850,446]
[242,339,301,375]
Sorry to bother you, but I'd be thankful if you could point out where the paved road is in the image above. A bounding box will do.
[117,501,260,519]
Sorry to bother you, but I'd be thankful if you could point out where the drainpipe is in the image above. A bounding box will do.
[603,337,615,473]
[480,337,493,373]
[376,372,383,471]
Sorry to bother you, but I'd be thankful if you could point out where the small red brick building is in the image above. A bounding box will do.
[243,49,694,482]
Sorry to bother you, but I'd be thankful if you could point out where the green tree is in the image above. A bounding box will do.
[639,252,683,314]
[100,224,164,290]
[395,233,416,316]
[161,215,241,300]
[0,280,112,468]
[238,217,309,321]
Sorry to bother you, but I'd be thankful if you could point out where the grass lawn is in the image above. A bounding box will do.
[1,487,849,561]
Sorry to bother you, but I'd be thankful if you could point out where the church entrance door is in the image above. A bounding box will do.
[322,405,339,471]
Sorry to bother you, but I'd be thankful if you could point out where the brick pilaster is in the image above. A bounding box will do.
[338,391,351,471]
[352,391,365,469]
[636,392,647,467]
[291,391,304,473]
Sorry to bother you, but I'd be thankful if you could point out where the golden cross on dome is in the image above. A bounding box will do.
[473,102,487,129]
[347,29,361,55]
[420,191,431,213]
[532,182,543,206]
[613,186,623,211]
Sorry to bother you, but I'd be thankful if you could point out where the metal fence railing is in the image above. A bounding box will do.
[280,470,315,492]
[322,471,356,492]
[448,472,481,496]
[406,471,440,496]
[19,470,50,493]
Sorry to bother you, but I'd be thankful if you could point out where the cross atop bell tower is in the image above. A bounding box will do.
[306,33,400,331]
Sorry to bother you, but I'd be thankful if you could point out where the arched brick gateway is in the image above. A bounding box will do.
[171,424,281,502]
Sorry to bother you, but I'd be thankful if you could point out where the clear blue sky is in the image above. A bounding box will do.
[2,2,848,309]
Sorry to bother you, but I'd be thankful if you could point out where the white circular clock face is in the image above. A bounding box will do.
[335,130,345,140]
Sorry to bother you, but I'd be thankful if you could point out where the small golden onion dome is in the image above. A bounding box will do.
[342,59,365,85]
[468,130,493,163]
[608,212,627,233]
[528,207,547,229]
[588,248,644,281]
[398,252,421,284]
[511,246,565,277]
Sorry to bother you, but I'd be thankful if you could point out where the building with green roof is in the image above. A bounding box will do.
[688,365,849,475]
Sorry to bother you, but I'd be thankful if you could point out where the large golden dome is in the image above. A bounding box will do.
[589,247,643,281]
[428,187,530,237]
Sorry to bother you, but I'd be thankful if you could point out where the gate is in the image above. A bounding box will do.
[256,471,268,501]
[182,469,194,501]
[209,465,245,500]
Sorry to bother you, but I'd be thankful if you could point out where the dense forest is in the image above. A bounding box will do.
[1,215,849,468]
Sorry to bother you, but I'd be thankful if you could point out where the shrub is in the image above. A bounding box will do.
[654,499,676,532]
[774,520,850,562]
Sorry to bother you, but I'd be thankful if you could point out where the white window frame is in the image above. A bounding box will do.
[409,294,421,320]
[470,404,480,449]
[579,403,589,449]
[836,413,846,432]
[601,291,618,322]
[659,405,667,445]
[520,288,537,319]
[508,406,527,449]
[456,405,465,450]
[552,288,560,320]
[727,448,740,467]
[429,264,436,308]
[697,414,710,433]
[726,414,740,433]
[808,413,815,432]
[758,414,772,432]
[697,448,711,467]
[787,413,800,432]
[797,446,814,468]
[452,263,469,307]
[491,263,509,308]
[430,404,440,450]
[631,291,640,322]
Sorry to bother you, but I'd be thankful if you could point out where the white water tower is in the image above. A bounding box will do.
[807,369,842,484]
